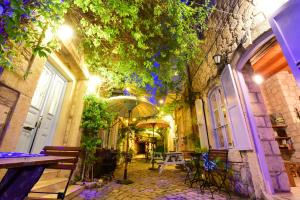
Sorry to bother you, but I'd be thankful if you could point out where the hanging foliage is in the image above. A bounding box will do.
[71,0,213,94]
[0,0,69,70]
[1,0,213,98]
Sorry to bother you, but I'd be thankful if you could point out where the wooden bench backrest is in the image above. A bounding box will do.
[208,149,228,163]
[42,146,81,170]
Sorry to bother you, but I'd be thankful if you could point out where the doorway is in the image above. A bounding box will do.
[136,142,146,154]
[248,39,300,187]
[16,62,67,153]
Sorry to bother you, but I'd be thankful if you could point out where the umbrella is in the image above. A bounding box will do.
[137,130,161,138]
[108,96,158,183]
[136,119,169,169]
[108,96,157,118]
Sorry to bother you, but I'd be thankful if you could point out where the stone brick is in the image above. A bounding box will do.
[248,93,258,103]
[265,156,284,172]
[251,103,267,116]
[247,83,261,93]
[270,141,281,155]
[261,141,272,155]
[257,127,275,140]
[271,176,280,192]
[254,116,266,127]
[277,172,290,192]
[264,117,273,128]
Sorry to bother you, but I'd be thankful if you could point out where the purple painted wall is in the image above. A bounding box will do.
[270,0,300,87]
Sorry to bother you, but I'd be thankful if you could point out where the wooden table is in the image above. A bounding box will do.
[0,155,74,169]
[0,155,74,200]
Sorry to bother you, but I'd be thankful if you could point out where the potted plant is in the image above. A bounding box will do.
[80,95,114,181]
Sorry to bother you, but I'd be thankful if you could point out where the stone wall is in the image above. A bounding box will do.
[0,36,88,151]
[228,151,256,198]
[174,104,194,151]
[191,0,281,93]
[0,52,46,151]
[0,84,19,143]
[242,65,289,192]
[261,71,300,161]
[187,0,290,196]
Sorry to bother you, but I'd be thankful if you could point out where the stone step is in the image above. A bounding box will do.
[39,169,60,181]
[31,177,68,193]
[27,184,84,200]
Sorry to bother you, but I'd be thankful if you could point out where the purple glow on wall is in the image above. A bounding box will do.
[269,0,300,87]
[0,66,3,76]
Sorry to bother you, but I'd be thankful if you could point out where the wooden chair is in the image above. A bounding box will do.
[30,146,81,200]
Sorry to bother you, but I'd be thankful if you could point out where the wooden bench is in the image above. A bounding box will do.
[157,152,185,174]
[29,146,81,200]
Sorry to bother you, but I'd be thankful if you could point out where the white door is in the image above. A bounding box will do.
[16,63,67,153]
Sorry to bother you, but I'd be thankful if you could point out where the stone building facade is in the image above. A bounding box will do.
[0,32,88,153]
[175,0,296,198]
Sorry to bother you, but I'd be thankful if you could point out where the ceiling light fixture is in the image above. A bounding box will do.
[252,74,264,85]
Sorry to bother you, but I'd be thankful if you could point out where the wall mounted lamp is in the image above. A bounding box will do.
[213,54,228,74]
[213,54,222,65]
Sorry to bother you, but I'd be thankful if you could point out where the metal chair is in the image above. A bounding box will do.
[201,149,231,199]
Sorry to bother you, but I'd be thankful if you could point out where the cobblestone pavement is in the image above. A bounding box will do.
[74,158,244,200]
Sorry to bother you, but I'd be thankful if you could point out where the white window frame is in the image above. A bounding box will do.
[208,87,234,149]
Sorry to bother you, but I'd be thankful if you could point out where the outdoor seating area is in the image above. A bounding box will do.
[0,146,80,200]
[157,152,186,174]
[148,150,232,198]
[1,0,300,200]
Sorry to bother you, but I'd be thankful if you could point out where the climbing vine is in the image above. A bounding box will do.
[0,0,69,71]
[1,0,213,98]
[70,0,213,95]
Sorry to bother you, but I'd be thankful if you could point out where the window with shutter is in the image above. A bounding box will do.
[195,99,209,149]
[208,87,233,149]
[221,64,252,150]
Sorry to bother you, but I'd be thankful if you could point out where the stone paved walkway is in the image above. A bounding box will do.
[74,158,244,200]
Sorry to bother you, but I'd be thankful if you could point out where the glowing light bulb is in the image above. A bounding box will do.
[87,75,102,94]
[57,24,74,41]
[252,74,264,85]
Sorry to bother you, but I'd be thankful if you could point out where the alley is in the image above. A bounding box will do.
[75,158,241,200]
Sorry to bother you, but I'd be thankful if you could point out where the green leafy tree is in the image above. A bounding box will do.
[70,0,213,94]
[0,0,69,71]
[80,94,114,180]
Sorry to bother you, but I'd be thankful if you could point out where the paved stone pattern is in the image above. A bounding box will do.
[74,159,243,200]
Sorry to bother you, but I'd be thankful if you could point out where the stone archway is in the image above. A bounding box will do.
[233,31,290,192]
